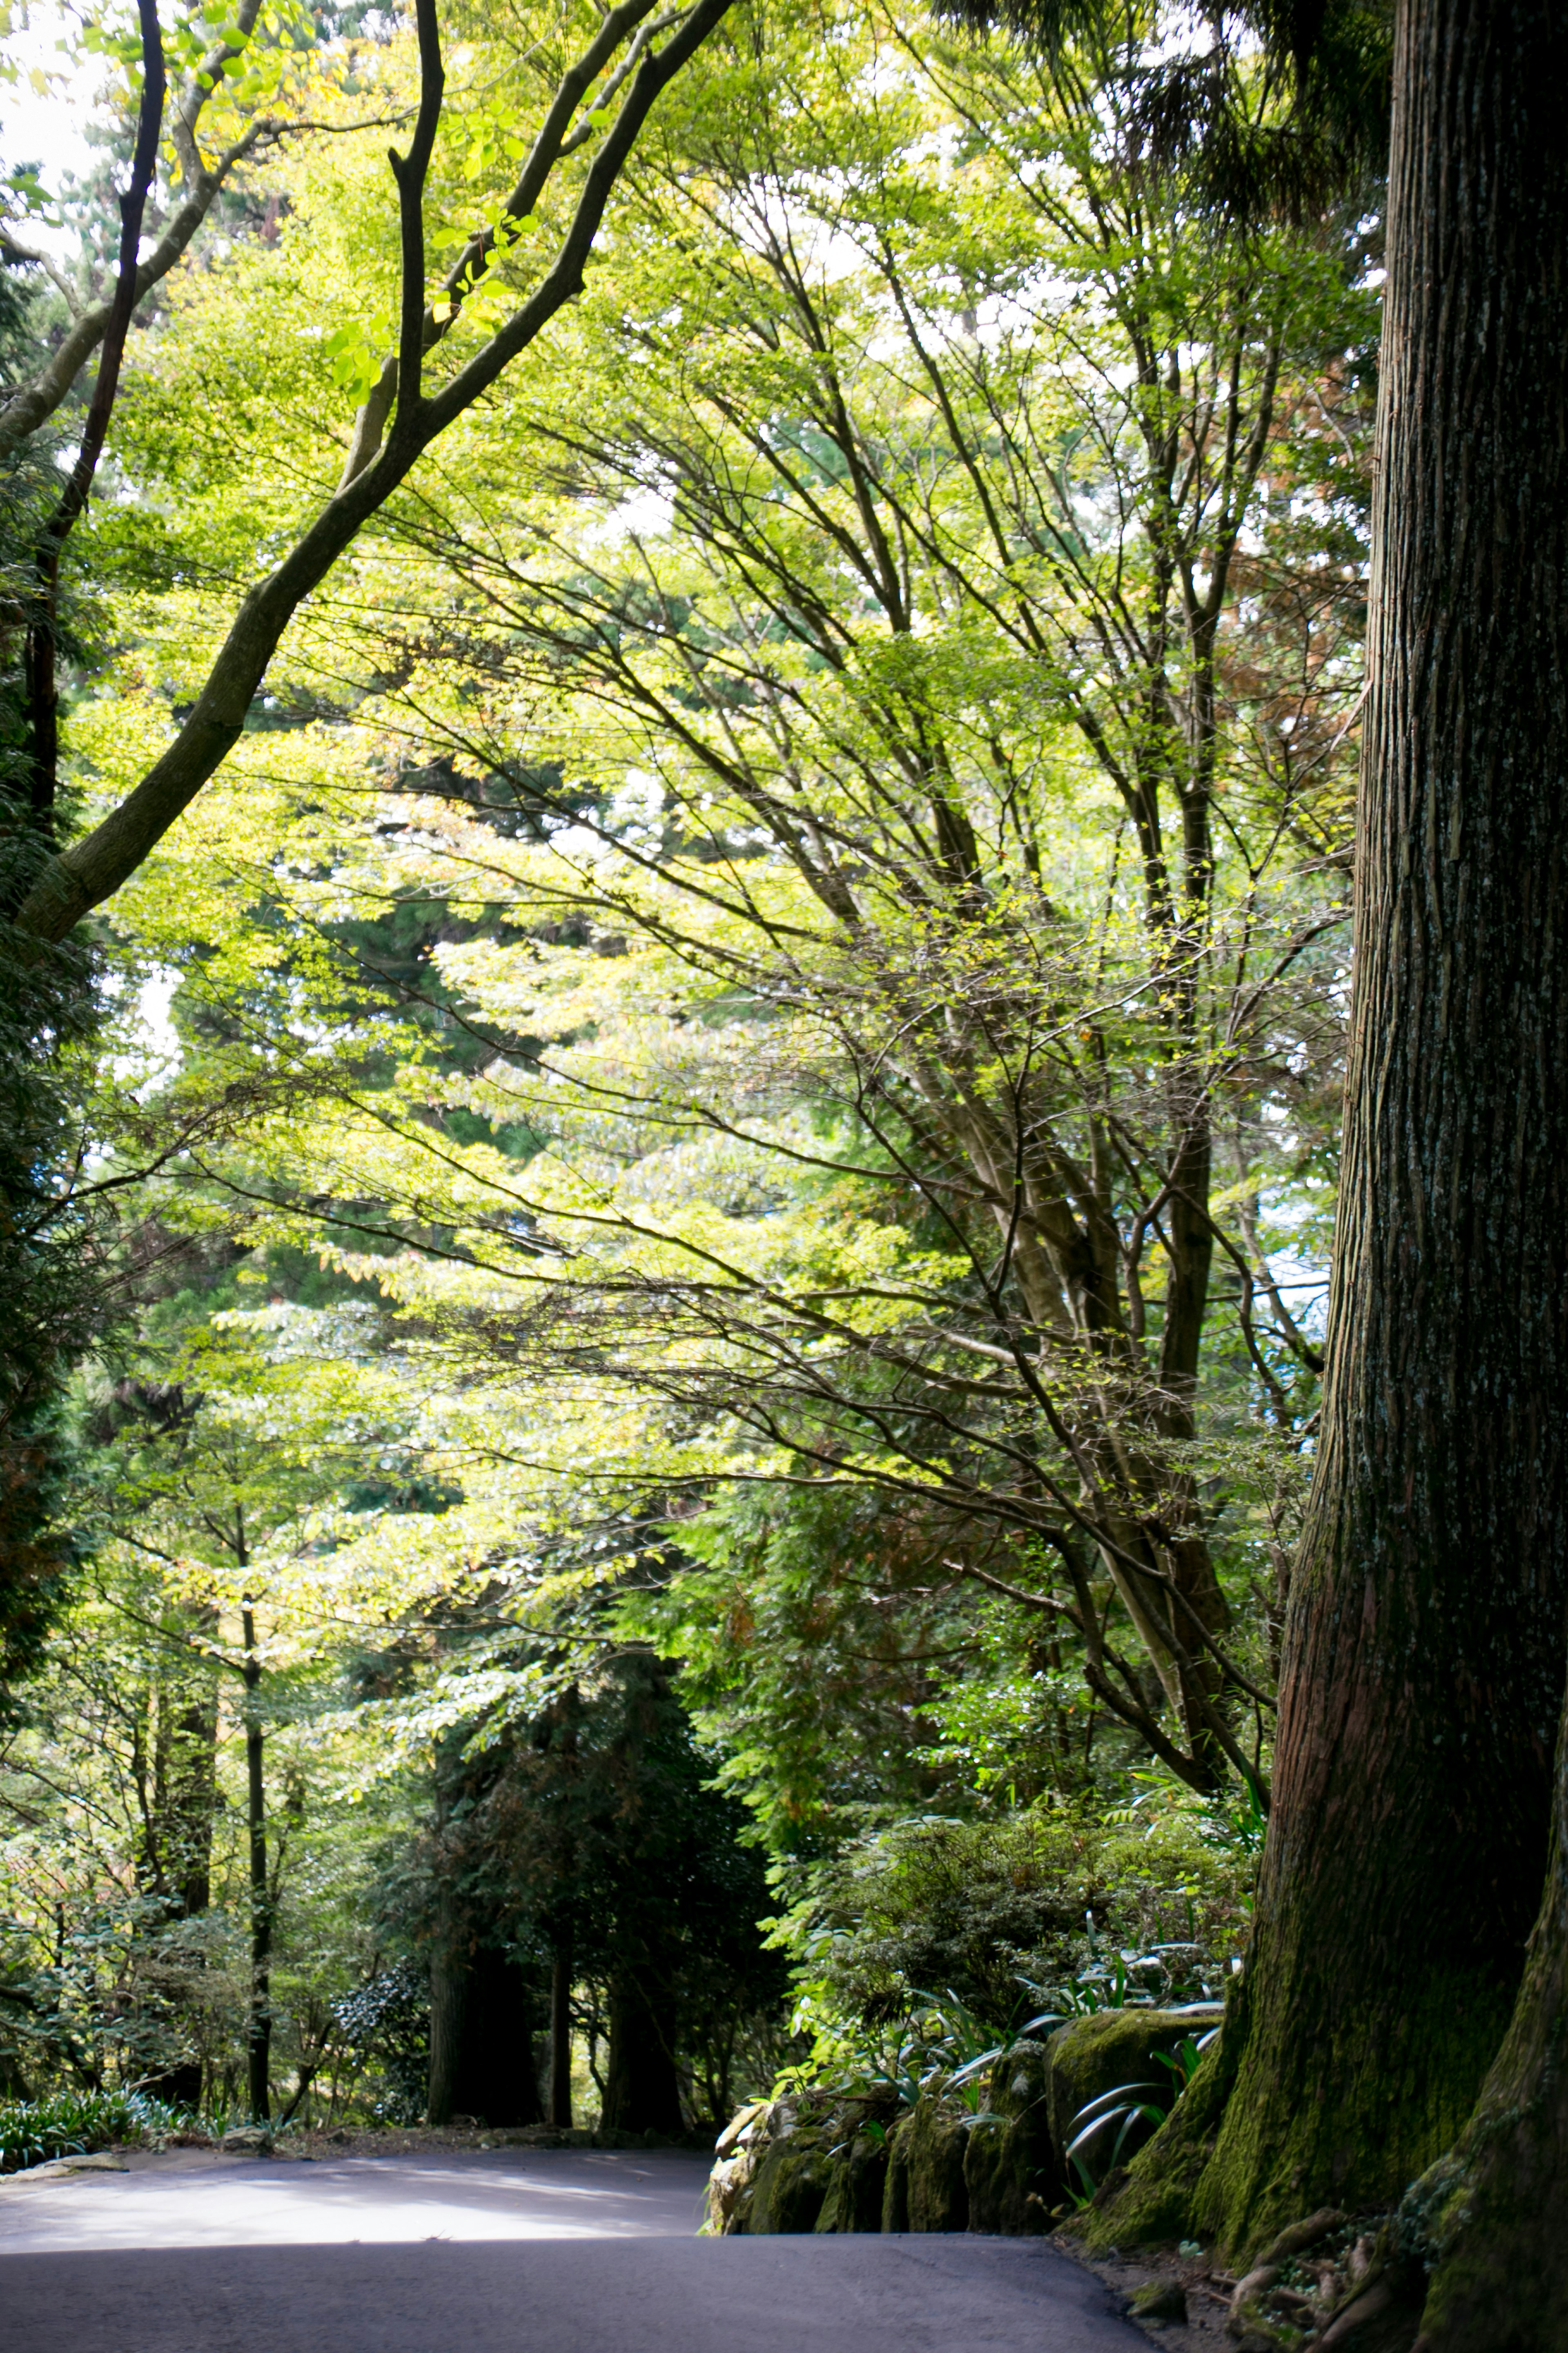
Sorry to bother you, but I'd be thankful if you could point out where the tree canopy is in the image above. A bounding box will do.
[9,7,1568,2345]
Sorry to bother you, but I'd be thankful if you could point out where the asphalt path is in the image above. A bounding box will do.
[0,2148,1153,2352]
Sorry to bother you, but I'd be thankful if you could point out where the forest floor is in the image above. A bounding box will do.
[1061,2232,1232,2347]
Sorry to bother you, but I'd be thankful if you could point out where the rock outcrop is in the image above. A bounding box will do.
[709,2005,1225,2239]
[963,2036,1058,2233]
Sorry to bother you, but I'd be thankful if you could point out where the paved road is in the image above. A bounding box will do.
[0,2149,1152,2352]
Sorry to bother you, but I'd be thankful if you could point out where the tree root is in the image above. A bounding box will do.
[1221,2212,1426,2352]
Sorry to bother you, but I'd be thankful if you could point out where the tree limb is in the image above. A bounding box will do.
[12,0,735,943]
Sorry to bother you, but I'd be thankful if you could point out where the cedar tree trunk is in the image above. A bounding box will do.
[600,1972,683,2138]
[446,1947,544,2128]
[1099,0,1568,2260]
[1410,1729,1568,2349]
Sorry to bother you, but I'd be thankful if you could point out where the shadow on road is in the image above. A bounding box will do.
[0,2231,1150,2352]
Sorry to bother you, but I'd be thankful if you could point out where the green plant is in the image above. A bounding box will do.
[1063,2025,1220,2197]
[1066,2078,1170,2194]
[905,1989,1047,2118]
[0,2088,191,2175]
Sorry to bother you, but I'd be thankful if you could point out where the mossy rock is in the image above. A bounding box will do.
[744,2126,834,2233]
[882,2112,912,2231]
[1046,2007,1223,2185]
[965,2037,1060,2233]
[814,2126,889,2233]
[904,2097,970,2233]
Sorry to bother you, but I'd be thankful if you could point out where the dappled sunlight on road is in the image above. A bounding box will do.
[0,2148,711,2253]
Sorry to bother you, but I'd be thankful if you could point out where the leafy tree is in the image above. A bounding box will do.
[70,1296,429,2117]
[986,0,1568,2277]
[418,1646,786,2132]
[5,0,739,947]
[105,0,1363,1810]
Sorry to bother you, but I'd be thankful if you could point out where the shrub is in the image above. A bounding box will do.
[0,2087,191,2173]
[780,1783,1256,2049]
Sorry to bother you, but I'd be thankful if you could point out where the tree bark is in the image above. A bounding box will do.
[549,1938,574,2128]
[241,1596,271,2124]
[601,1972,683,2138]
[1098,0,1568,2261]
[425,1939,544,2127]
[1409,1729,1568,2349]
[426,1899,466,2129]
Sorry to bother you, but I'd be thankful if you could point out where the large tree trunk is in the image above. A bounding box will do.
[600,1972,683,2138]
[448,1947,545,2128]
[1406,1733,1568,2351]
[1097,0,1568,2263]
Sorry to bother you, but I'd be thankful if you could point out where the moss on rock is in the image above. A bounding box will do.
[904,2097,970,2232]
[1046,2005,1224,2189]
[882,2112,912,2230]
[964,2037,1059,2234]
[814,2125,890,2233]
[746,2125,834,2232]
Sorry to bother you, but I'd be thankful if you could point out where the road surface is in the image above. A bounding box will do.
[0,2146,1154,2351]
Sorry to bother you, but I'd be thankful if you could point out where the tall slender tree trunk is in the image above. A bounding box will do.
[1098,0,1568,2262]
[140,1654,219,2110]
[240,1593,271,2124]
[549,1938,574,2128]
[426,1880,466,2127]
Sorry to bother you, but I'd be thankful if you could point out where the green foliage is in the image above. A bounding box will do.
[1065,2024,1218,2196]
[771,1788,1252,2115]
[0,0,1379,2144]
[0,2085,190,2174]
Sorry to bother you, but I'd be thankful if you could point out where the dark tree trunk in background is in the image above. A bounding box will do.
[549,1938,573,2128]
[601,1972,683,2138]
[1100,0,1568,2263]
[241,1595,271,2125]
[426,1894,466,2128]
[140,1671,219,2112]
[428,1936,543,2128]
[448,1948,544,2128]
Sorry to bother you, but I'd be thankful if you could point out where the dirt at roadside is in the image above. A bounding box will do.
[1056,2231,1236,2348]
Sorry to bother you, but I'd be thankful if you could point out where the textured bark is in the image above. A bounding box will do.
[1109,0,1568,2259]
[1407,1731,1568,2349]
[425,1898,466,2129]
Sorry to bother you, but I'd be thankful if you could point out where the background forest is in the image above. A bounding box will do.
[0,0,1373,2147]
